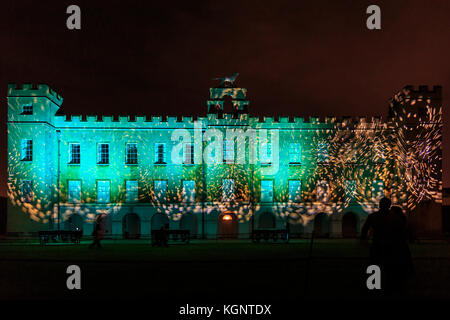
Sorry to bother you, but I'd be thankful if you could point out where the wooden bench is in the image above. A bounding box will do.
[251,229,289,243]
[38,230,83,245]
[151,229,190,246]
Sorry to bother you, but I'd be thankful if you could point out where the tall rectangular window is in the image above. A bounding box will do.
[222,179,235,202]
[317,142,329,163]
[316,180,329,202]
[260,142,272,164]
[68,180,81,203]
[154,180,167,203]
[372,180,384,201]
[289,143,301,164]
[155,143,166,164]
[261,180,274,202]
[97,143,109,165]
[182,180,195,203]
[223,140,235,163]
[22,104,33,115]
[373,142,385,163]
[97,180,110,203]
[345,180,357,200]
[69,143,80,164]
[126,180,139,203]
[288,180,302,202]
[183,143,194,165]
[21,180,33,203]
[126,143,138,165]
[21,139,32,161]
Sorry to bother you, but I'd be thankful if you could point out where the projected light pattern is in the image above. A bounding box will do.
[6,83,442,237]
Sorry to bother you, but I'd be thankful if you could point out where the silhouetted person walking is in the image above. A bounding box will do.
[361,197,412,295]
[89,214,104,249]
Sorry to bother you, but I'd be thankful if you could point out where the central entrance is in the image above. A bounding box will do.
[217,211,238,239]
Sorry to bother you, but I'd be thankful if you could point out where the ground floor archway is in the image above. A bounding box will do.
[287,213,305,238]
[342,212,357,238]
[180,212,198,238]
[122,213,141,239]
[217,211,238,239]
[314,212,329,238]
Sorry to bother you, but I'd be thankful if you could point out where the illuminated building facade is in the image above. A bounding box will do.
[6,83,443,238]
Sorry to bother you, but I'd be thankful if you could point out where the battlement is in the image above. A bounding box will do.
[402,85,442,100]
[8,83,64,106]
[54,114,207,128]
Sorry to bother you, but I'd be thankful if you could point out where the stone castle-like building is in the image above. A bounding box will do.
[6,82,443,238]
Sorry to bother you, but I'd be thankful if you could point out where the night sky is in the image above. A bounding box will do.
[1,0,449,197]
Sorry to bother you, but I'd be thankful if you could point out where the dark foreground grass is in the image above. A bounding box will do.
[0,240,449,301]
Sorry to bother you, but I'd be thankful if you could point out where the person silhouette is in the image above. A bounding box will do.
[361,197,392,266]
[89,214,104,249]
[361,198,413,295]
[384,205,414,294]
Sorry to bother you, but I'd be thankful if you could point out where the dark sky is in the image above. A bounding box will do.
[1,0,449,197]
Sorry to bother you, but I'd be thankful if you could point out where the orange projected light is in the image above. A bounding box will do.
[222,214,232,221]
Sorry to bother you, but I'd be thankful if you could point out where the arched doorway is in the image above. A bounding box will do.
[180,213,198,238]
[103,214,112,237]
[64,213,83,231]
[314,212,329,238]
[287,213,304,239]
[258,211,276,229]
[217,211,238,239]
[122,213,141,239]
[342,212,357,238]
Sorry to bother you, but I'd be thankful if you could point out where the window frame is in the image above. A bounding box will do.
[317,142,330,164]
[97,143,110,165]
[288,179,302,203]
[260,179,274,203]
[68,143,81,165]
[125,180,139,203]
[183,143,194,165]
[223,139,235,164]
[289,143,302,165]
[222,178,235,202]
[260,141,272,165]
[96,180,111,204]
[182,180,196,203]
[21,139,33,162]
[125,143,138,165]
[154,143,166,165]
[68,179,82,203]
[21,104,33,115]
[153,179,168,203]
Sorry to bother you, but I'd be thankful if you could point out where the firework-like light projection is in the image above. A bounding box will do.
[6,84,442,236]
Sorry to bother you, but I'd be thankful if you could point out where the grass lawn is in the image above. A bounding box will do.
[0,239,449,301]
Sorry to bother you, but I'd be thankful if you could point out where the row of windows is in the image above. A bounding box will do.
[20,139,332,165]
[20,138,386,166]
[20,179,385,204]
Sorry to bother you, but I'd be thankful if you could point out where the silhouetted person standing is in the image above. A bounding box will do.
[384,205,414,294]
[361,197,392,266]
[89,214,104,249]
[361,198,413,295]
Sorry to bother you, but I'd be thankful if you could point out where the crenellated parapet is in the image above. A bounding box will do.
[389,85,443,125]
[402,85,442,100]
[54,114,208,129]
[8,83,63,106]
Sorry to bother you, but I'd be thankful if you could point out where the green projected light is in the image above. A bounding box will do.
[6,83,443,238]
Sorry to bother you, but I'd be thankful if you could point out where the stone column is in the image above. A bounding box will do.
[329,214,342,238]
